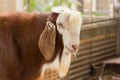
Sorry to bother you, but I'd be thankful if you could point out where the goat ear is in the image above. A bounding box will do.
[38,21,56,61]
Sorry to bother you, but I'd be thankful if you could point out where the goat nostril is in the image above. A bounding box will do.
[72,45,79,50]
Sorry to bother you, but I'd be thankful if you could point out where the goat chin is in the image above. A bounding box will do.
[41,48,72,78]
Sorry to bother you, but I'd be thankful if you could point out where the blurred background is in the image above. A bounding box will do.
[0,0,115,23]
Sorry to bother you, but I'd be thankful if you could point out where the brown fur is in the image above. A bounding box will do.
[0,12,63,80]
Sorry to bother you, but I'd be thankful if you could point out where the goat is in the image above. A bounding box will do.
[0,7,82,80]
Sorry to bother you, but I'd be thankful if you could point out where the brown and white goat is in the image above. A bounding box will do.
[0,7,82,80]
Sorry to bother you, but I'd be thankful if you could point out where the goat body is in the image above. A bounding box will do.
[0,12,62,80]
[0,8,82,80]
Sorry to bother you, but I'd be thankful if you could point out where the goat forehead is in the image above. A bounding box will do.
[57,11,81,28]
[56,13,68,23]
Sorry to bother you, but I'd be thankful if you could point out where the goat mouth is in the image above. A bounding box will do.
[65,45,77,56]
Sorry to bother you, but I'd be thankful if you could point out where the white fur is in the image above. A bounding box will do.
[56,10,82,78]
[52,6,70,13]
[41,48,71,78]
[56,10,82,54]
[58,48,72,77]
[41,7,82,78]
[41,54,60,76]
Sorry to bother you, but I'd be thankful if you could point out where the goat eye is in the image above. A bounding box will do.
[58,23,64,28]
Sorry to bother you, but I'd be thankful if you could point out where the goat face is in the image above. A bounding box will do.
[56,11,82,56]
[56,10,82,77]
